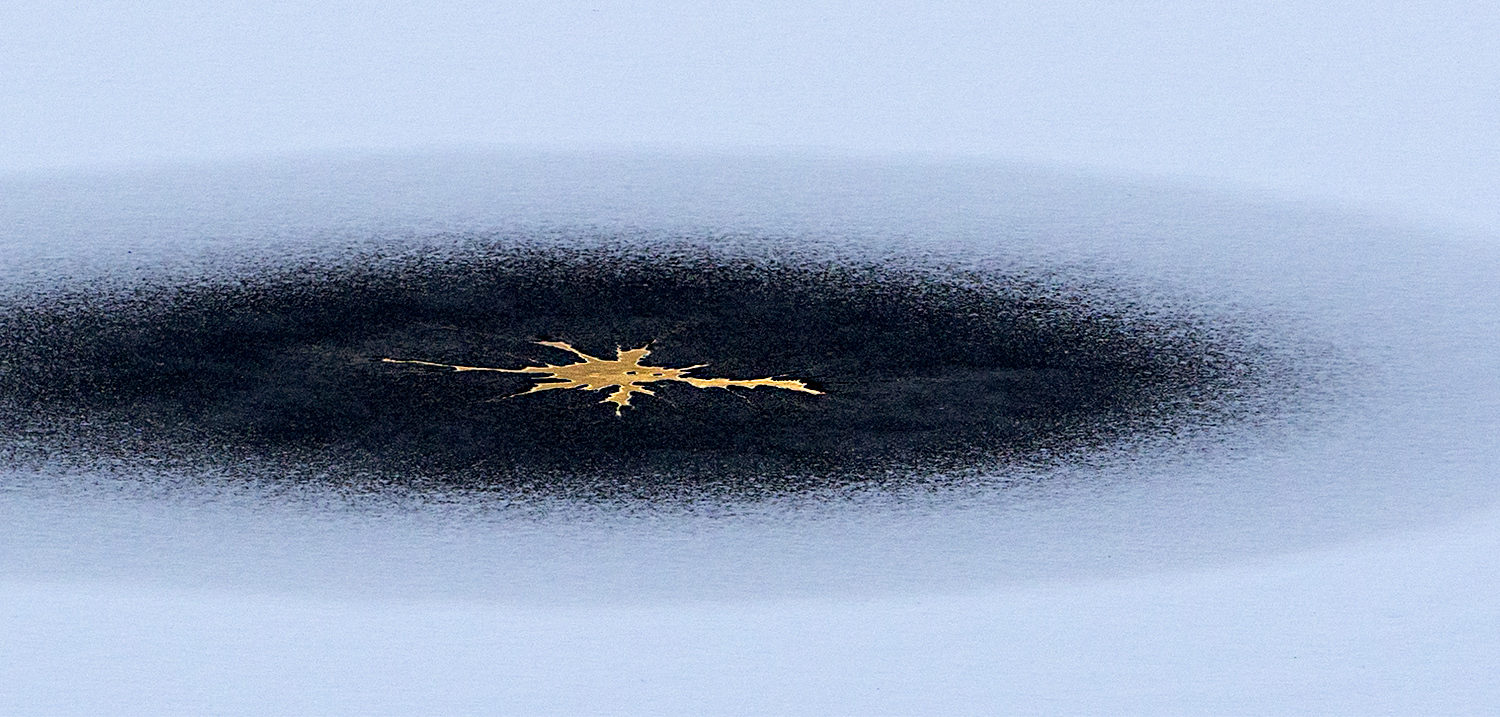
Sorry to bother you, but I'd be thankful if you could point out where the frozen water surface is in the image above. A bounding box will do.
[4,1,1499,711]
[1,152,1498,713]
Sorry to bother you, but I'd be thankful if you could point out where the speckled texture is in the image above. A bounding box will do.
[0,239,1265,498]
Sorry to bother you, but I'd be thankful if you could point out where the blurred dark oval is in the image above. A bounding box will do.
[0,237,1278,498]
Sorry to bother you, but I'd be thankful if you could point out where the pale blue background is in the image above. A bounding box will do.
[3,0,1497,231]
[2,2,1498,714]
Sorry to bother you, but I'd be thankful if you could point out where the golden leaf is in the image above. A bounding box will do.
[382,341,821,416]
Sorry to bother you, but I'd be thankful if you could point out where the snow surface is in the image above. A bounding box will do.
[3,2,1499,714]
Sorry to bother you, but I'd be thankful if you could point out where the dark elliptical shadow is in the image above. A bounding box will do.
[0,240,1273,500]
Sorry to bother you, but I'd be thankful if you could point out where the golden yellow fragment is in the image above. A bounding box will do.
[382,340,822,416]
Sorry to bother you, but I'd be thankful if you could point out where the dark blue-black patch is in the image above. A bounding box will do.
[0,239,1264,499]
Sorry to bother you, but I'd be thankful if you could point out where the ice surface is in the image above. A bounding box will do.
[2,2,1498,714]
[7,506,1499,714]
[2,153,1498,714]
